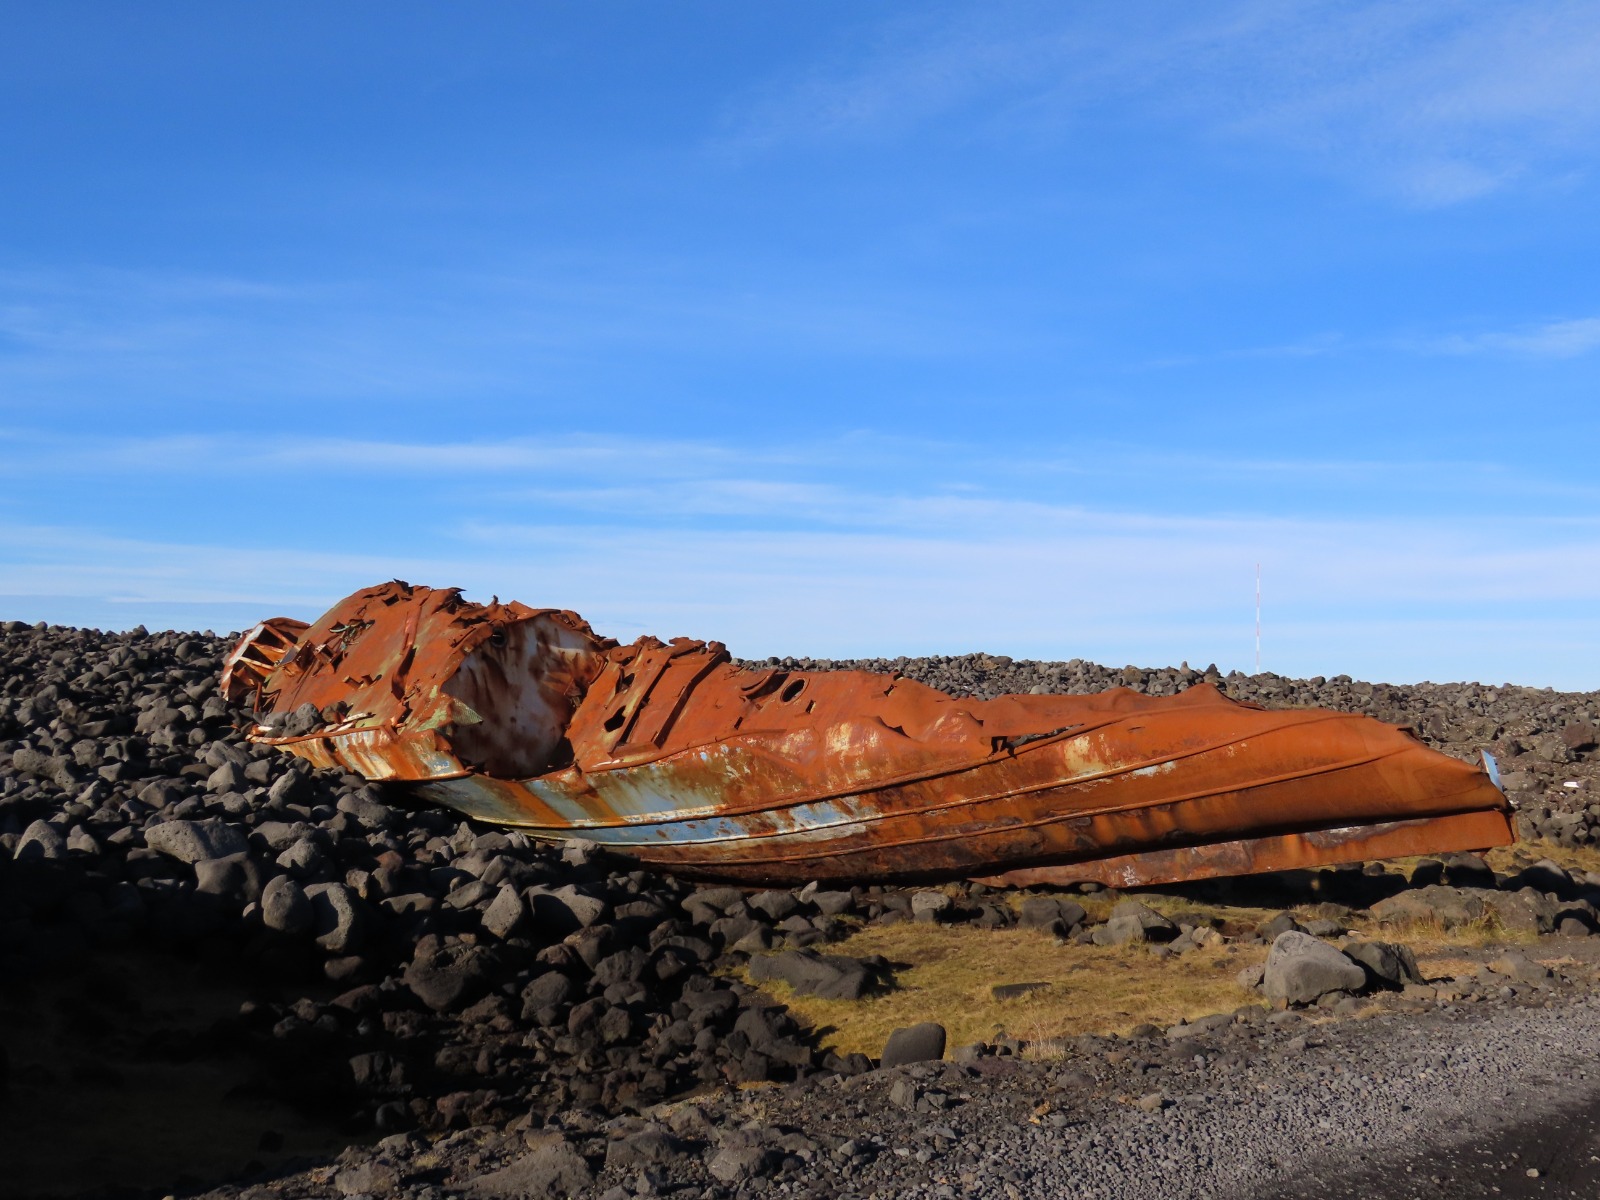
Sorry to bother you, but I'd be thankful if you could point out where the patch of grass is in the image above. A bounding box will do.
[737,923,1262,1059]
[1345,908,1531,950]
[1064,890,1283,929]
[1379,837,1600,882]
[1411,953,1479,982]
[1485,840,1600,878]
[738,853,1580,1060]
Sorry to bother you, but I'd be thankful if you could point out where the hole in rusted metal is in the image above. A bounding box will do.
[547,736,575,769]
[232,581,1517,888]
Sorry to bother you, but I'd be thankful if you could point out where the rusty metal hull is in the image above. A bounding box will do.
[225,582,1513,887]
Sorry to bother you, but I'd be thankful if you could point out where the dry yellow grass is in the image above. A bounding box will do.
[736,923,1263,1059]
[1344,837,1591,949]
[1379,837,1600,880]
[1349,908,1532,949]
[1066,891,1281,928]
[1078,886,1524,950]
[1407,952,1468,981]
[737,868,1560,1058]
[1485,840,1600,877]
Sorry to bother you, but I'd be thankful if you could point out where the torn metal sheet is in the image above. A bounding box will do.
[223,582,1514,886]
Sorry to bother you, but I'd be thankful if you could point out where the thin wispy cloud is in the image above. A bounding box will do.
[1153,316,1600,369]
[4,504,1598,686]
[0,261,1021,418]
[6,429,1590,516]
[9,428,1599,520]
[0,430,772,479]
[3,428,1597,686]
[1151,315,1600,367]
[2,7,1595,696]
[723,2,1600,205]
[1137,332,1347,371]
[1431,316,1600,358]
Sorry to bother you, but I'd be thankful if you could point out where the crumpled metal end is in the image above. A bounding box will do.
[228,582,1515,887]
[221,617,310,711]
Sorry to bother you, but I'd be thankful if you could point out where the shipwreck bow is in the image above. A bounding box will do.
[222,582,1513,888]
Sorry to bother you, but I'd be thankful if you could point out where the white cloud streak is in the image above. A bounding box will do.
[4,429,1597,685]
[3,499,1598,687]
[723,2,1600,205]
[8,427,1599,514]
[9,428,1594,514]
[1432,316,1600,358]
[0,261,1010,410]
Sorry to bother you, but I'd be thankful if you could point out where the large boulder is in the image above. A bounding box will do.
[260,874,312,934]
[1481,888,1558,936]
[144,818,249,864]
[707,1146,780,1185]
[810,890,857,916]
[205,760,246,795]
[604,1126,686,1173]
[14,819,67,861]
[304,882,367,955]
[194,853,269,905]
[404,939,497,1012]
[526,884,609,935]
[519,970,574,1019]
[1262,931,1367,1006]
[481,885,529,941]
[10,748,79,791]
[466,1140,593,1198]
[1505,859,1578,898]
[1439,852,1495,890]
[1341,940,1423,989]
[1371,885,1557,935]
[336,790,401,831]
[880,1022,946,1068]
[747,949,880,1000]
[911,891,953,923]
[1019,895,1086,932]
[747,890,799,921]
[1370,885,1488,930]
[1487,950,1553,984]
[334,1160,400,1197]
[1096,899,1178,946]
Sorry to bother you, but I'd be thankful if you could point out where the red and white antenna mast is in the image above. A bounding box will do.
[1254,562,1261,673]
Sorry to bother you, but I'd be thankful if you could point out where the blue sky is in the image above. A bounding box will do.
[3,2,1599,686]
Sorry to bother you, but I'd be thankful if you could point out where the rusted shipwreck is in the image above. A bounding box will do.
[221,582,1513,888]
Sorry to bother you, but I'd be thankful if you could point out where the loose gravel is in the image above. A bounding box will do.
[5,619,1600,1200]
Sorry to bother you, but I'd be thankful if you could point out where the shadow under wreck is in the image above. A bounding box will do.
[221,582,1513,888]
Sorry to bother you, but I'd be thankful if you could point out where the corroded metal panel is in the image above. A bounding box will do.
[225,582,1514,886]
[974,809,1515,890]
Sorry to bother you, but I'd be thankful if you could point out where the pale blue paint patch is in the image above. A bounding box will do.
[589,771,723,820]
[520,777,613,826]
[1481,749,1503,791]
[1129,760,1178,778]
[449,781,877,848]
[417,777,541,826]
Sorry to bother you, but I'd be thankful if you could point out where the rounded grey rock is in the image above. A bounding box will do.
[144,817,249,864]
[1263,931,1368,1006]
[260,873,313,935]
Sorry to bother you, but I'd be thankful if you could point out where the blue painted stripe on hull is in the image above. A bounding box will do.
[418,775,877,847]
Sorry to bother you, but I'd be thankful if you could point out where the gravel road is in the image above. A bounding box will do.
[7,618,1600,1200]
[203,974,1600,1200]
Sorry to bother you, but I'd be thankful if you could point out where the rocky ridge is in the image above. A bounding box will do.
[4,620,1600,1199]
